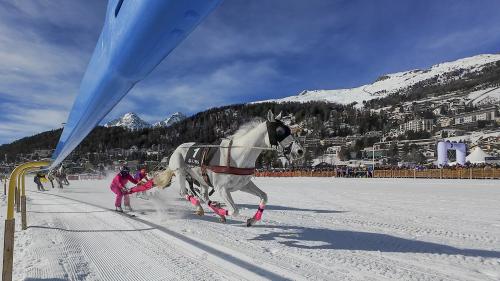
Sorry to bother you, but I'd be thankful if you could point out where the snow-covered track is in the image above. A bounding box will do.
[3,177,499,280]
[20,191,295,280]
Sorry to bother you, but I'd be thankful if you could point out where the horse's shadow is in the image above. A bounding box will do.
[181,211,242,225]
[238,204,345,214]
[250,225,500,258]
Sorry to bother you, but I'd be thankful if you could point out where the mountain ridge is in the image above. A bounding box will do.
[256,54,500,106]
[153,112,187,128]
[103,112,151,130]
[104,112,187,130]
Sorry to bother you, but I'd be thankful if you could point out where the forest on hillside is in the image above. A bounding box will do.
[0,101,392,163]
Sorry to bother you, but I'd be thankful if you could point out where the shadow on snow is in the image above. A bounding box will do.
[237,204,346,214]
[250,225,500,258]
[31,190,288,280]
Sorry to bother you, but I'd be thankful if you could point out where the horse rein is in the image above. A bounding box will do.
[188,144,275,150]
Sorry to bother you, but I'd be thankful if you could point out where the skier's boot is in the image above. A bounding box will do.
[115,206,123,212]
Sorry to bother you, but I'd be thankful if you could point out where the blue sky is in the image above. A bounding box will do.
[1,0,500,145]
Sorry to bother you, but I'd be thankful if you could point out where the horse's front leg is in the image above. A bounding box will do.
[220,187,239,217]
[239,181,268,227]
[179,170,204,216]
[198,184,210,203]
[206,186,238,223]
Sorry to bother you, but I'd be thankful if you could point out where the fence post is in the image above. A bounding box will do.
[21,196,27,230]
[439,169,442,179]
[469,168,472,180]
[413,169,416,179]
[2,218,15,281]
[20,171,27,230]
[15,187,20,213]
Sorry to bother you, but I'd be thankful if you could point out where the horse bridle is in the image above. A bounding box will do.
[266,121,295,156]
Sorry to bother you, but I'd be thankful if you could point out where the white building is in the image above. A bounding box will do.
[437,117,452,128]
[325,146,342,155]
[399,119,434,133]
[434,129,465,138]
[454,107,497,125]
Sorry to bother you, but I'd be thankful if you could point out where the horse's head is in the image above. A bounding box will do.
[266,110,304,161]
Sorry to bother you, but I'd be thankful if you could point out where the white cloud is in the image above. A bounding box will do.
[422,26,500,51]
[0,102,67,142]
[105,59,283,123]
[0,1,103,144]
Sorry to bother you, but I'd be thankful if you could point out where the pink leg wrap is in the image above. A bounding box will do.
[253,203,265,221]
[208,201,228,217]
[185,195,200,206]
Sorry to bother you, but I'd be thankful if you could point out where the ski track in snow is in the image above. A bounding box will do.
[1,177,499,280]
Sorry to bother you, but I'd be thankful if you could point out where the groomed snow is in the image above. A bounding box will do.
[1,177,499,280]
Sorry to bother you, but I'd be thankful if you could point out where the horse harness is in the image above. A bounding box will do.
[185,120,295,187]
[186,140,255,187]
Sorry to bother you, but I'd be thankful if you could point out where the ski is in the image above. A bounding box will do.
[112,208,136,217]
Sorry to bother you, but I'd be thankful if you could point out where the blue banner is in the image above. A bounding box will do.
[51,0,222,168]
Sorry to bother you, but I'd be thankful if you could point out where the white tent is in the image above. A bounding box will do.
[466,147,491,164]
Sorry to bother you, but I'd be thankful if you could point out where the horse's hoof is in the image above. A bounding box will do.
[246,218,256,227]
[210,201,225,208]
[219,216,226,223]
[195,208,204,216]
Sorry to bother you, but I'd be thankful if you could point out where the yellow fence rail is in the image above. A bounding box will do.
[3,161,50,281]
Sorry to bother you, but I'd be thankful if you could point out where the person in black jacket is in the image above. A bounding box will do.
[34,173,46,191]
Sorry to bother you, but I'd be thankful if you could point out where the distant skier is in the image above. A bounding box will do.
[98,164,106,177]
[58,165,70,185]
[34,173,46,191]
[133,167,148,197]
[110,166,138,212]
[47,170,55,188]
[134,167,147,182]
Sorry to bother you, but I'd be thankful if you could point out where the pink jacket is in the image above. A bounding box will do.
[110,173,138,190]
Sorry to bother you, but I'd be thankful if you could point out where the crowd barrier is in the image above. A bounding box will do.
[373,168,500,179]
[255,168,500,179]
[255,170,337,177]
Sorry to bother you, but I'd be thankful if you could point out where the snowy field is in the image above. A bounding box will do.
[1,177,500,281]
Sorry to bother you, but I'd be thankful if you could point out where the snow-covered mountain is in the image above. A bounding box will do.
[153,112,187,128]
[104,112,151,130]
[256,54,500,106]
[103,112,187,130]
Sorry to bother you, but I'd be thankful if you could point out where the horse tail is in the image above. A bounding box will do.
[153,167,175,189]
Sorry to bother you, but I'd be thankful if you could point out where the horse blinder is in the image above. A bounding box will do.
[266,121,295,154]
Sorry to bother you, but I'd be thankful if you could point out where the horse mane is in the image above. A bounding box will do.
[229,118,264,140]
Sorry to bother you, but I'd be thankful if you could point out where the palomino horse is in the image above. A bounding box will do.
[157,110,304,226]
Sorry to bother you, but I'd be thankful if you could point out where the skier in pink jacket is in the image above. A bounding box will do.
[110,166,138,212]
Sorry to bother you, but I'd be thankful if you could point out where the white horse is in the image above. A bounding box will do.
[47,166,68,189]
[157,110,304,226]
